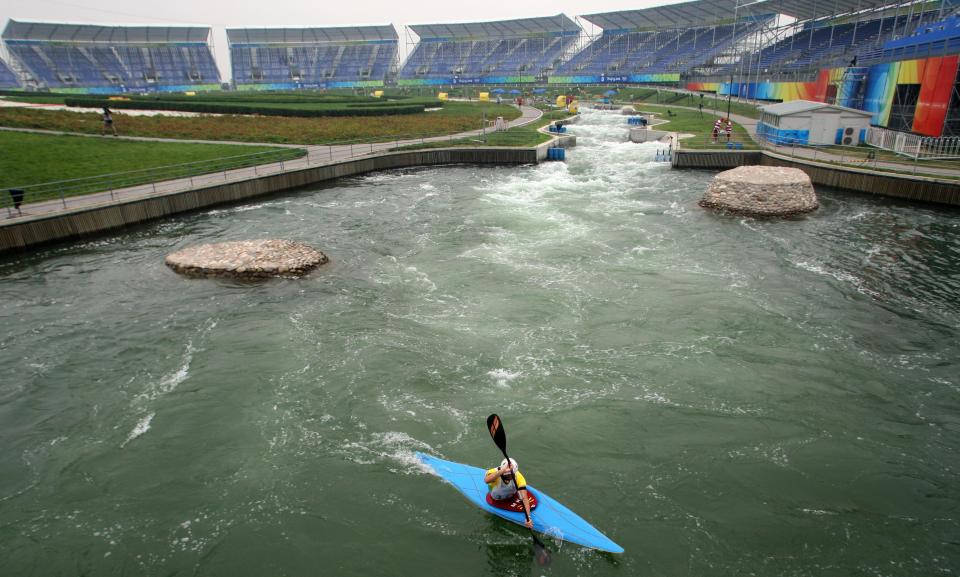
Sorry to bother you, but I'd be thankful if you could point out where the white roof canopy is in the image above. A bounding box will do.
[409,14,578,40]
[226,25,397,45]
[582,0,934,30]
[2,19,211,43]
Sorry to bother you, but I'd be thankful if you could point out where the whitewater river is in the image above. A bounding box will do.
[1,109,959,576]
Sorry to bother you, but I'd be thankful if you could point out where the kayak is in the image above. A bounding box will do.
[416,452,624,554]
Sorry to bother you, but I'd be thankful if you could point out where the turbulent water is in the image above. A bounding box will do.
[1,109,959,577]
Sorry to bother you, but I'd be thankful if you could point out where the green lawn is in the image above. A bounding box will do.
[0,92,69,105]
[0,131,305,202]
[617,88,761,120]
[398,109,571,150]
[0,100,519,145]
[633,104,756,149]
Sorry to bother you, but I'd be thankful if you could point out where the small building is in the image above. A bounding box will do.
[757,100,874,146]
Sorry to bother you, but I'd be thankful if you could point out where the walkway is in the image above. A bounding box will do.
[663,101,960,179]
[2,105,544,222]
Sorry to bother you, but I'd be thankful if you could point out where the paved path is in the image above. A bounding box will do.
[659,102,960,179]
[2,105,544,222]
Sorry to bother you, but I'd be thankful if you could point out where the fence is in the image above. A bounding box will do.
[2,148,303,215]
[1,118,555,217]
[753,131,960,178]
[865,126,960,160]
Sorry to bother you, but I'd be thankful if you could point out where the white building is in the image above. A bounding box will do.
[757,100,874,146]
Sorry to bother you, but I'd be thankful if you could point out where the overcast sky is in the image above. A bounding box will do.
[1,0,663,80]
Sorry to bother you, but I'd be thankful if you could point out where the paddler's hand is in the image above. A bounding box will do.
[524,518,533,529]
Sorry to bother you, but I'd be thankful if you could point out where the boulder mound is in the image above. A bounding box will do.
[700,166,818,217]
[165,239,328,279]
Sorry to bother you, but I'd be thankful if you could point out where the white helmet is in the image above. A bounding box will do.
[500,458,518,474]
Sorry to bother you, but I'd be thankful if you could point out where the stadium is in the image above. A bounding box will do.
[1,0,959,134]
[2,1,960,576]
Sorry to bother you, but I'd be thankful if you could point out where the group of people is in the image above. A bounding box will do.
[712,118,733,143]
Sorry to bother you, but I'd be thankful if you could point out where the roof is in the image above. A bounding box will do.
[2,19,211,43]
[226,25,397,45]
[582,0,914,30]
[582,0,773,30]
[759,99,874,116]
[409,14,578,41]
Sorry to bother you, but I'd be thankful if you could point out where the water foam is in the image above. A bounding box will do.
[488,368,522,387]
[122,413,154,447]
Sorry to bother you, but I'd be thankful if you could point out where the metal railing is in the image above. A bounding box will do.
[865,126,960,161]
[1,113,553,218]
[2,147,305,214]
[754,132,960,178]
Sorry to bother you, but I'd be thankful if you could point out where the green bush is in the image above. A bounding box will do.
[64,98,428,117]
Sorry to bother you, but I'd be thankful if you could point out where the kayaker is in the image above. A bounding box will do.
[484,458,533,528]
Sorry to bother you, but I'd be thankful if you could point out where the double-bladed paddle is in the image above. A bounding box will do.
[486,413,551,566]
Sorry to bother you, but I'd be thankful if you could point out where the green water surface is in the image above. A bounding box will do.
[1,110,958,577]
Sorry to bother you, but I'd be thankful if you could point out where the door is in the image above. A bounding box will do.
[817,112,842,146]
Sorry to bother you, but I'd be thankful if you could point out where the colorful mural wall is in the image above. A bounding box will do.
[862,55,959,135]
[688,70,834,104]
[687,55,959,136]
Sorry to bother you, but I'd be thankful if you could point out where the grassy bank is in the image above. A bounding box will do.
[64,95,441,117]
[618,88,761,120]
[0,131,304,201]
[398,109,570,150]
[632,104,756,149]
[0,101,520,145]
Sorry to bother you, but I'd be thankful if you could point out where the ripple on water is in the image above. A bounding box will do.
[1,106,959,577]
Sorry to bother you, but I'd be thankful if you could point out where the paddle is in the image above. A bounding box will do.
[486,413,551,567]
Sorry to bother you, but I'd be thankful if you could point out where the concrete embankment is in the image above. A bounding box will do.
[0,137,575,254]
[672,149,960,206]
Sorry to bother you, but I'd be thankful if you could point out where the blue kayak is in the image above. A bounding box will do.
[416,452,624,554]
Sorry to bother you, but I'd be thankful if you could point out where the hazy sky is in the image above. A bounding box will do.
[0,0,664,80]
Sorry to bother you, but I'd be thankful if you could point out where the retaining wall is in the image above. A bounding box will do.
[671,150,763,169]
[672,149,960,206]
[0,147,555,254]
[629,128,673,143]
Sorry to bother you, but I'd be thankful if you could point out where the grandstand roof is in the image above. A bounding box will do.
[582,0,914,29]
[409,14,579,40]
[226,25,397,45]
[1,19,212,43]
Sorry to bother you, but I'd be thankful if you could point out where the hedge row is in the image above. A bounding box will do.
[64,98,429,117]
[138,94,381,104]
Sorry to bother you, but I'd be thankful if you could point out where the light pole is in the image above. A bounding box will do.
[728,0,766,120]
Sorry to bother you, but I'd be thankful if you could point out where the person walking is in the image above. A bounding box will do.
[101,107,117,136]
[725,119,733,143]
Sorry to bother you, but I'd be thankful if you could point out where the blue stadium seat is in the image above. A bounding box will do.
[2,20,221,91]
[227,26,397,87]
[0,57,20,88]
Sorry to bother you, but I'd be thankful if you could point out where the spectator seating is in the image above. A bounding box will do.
[227,26,397,86]
[1,20,220,91]
[747,14,929,73]
[399,15,579,80]
[0,57,19,88]
[558,24,752,75]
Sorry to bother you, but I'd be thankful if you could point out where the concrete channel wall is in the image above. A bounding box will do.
[672,149,960,206]
[0,140,576,254]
